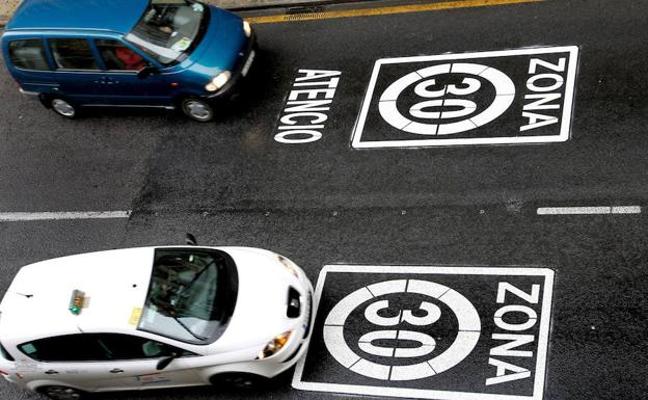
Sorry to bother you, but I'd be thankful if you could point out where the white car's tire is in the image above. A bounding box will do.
[210,372,267,389]
[38,385,85,400]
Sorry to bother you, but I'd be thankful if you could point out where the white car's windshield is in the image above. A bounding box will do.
[139,248,238,345]
[125,0,208,65]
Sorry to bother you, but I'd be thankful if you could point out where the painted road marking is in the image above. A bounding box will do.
[293,265,554,400]
[537,206,642,215]
[352,46,579,149]
[274,69,342,144]
[0,211,132,222]
[323,279,481,380]
[247,0,543,24]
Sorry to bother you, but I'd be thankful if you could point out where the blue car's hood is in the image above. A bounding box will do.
[181,6,246,76]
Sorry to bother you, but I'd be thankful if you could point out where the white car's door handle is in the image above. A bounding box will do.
[44,370,59,375]
[110,368,124,374]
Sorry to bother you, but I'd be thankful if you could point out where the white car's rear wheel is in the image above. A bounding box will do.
[210,372,267,389]
[39,386,85,400]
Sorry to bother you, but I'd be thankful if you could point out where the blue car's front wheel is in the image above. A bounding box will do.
[181,98,214,122]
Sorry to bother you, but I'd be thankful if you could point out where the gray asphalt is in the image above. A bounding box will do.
[1,0,647,399]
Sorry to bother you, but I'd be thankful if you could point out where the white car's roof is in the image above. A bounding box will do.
[0,248,156,344]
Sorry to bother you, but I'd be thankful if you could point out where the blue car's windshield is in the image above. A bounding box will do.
[126,0,209,66]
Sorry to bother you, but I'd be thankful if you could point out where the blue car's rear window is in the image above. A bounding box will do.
[9,39,49,71]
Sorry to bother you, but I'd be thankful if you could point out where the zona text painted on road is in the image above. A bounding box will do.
[247,0,543,24]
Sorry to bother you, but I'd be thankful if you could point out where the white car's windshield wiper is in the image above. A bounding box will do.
[172,314,208,342]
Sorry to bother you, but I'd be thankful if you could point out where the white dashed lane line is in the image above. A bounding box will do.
[0,211,132,222]
[0,207,641,221]
[537,206,642,215]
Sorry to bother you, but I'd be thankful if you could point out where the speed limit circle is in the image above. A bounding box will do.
[378,63,515,136]
[323,279,481,381]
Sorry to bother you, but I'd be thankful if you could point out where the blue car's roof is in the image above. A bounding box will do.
[6,0,150,33]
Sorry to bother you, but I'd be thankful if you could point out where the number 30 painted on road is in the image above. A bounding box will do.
[323,279,482,381]
[360,300,440,358]
[378,63,515,136]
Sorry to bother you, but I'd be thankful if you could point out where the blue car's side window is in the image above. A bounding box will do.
[49,38,99,71]
[8,39,50,71]
[95,39,149,72]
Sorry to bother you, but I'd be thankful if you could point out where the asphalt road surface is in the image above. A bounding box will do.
[1,0,647,399]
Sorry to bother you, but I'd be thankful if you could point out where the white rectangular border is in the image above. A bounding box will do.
[351,46,579,149]
[292,265,555,400]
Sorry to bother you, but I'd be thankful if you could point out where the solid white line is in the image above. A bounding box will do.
[0,211,132,222]
[537,206,641,215]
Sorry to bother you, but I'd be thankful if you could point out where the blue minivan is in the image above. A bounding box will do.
[1,0,256,122]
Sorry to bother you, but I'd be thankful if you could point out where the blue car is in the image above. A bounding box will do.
[1,0,256,122]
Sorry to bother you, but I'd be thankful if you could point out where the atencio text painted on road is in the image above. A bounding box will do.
[293,265,554,400]
[352,46,579,148]
[274,69,342,144]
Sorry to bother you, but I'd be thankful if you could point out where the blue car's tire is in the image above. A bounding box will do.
[49,97,78,119]
[181,97,214,122]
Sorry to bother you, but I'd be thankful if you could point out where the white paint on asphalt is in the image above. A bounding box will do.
[537,206,641,215]
[293,265,555,400]
[322,278,481,382]
[0,211,132,222]
[352,46,579,149]
[274,69,342,144]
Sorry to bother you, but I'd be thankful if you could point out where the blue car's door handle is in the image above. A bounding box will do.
[94,78,120,85]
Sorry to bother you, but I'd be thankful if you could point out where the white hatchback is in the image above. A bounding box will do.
[0,245,314,400]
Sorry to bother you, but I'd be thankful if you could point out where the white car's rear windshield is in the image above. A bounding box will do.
[139,248,238,345]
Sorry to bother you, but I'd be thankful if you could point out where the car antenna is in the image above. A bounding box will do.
[186,233,198,246]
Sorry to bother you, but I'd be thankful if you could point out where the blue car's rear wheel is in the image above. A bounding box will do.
[50,98,78,119]
[181,98,214,122]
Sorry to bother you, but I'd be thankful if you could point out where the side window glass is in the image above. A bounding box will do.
[97,334,189,360]
[0,342,14,361]
[8,39,49,71]
[49,39,98,70]
[18,335,108,362]
[96,40,148,71]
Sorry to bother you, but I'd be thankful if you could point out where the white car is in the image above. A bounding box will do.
[0,244,314,400]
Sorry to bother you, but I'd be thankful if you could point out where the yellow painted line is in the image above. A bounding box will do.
[247,0,543,24]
